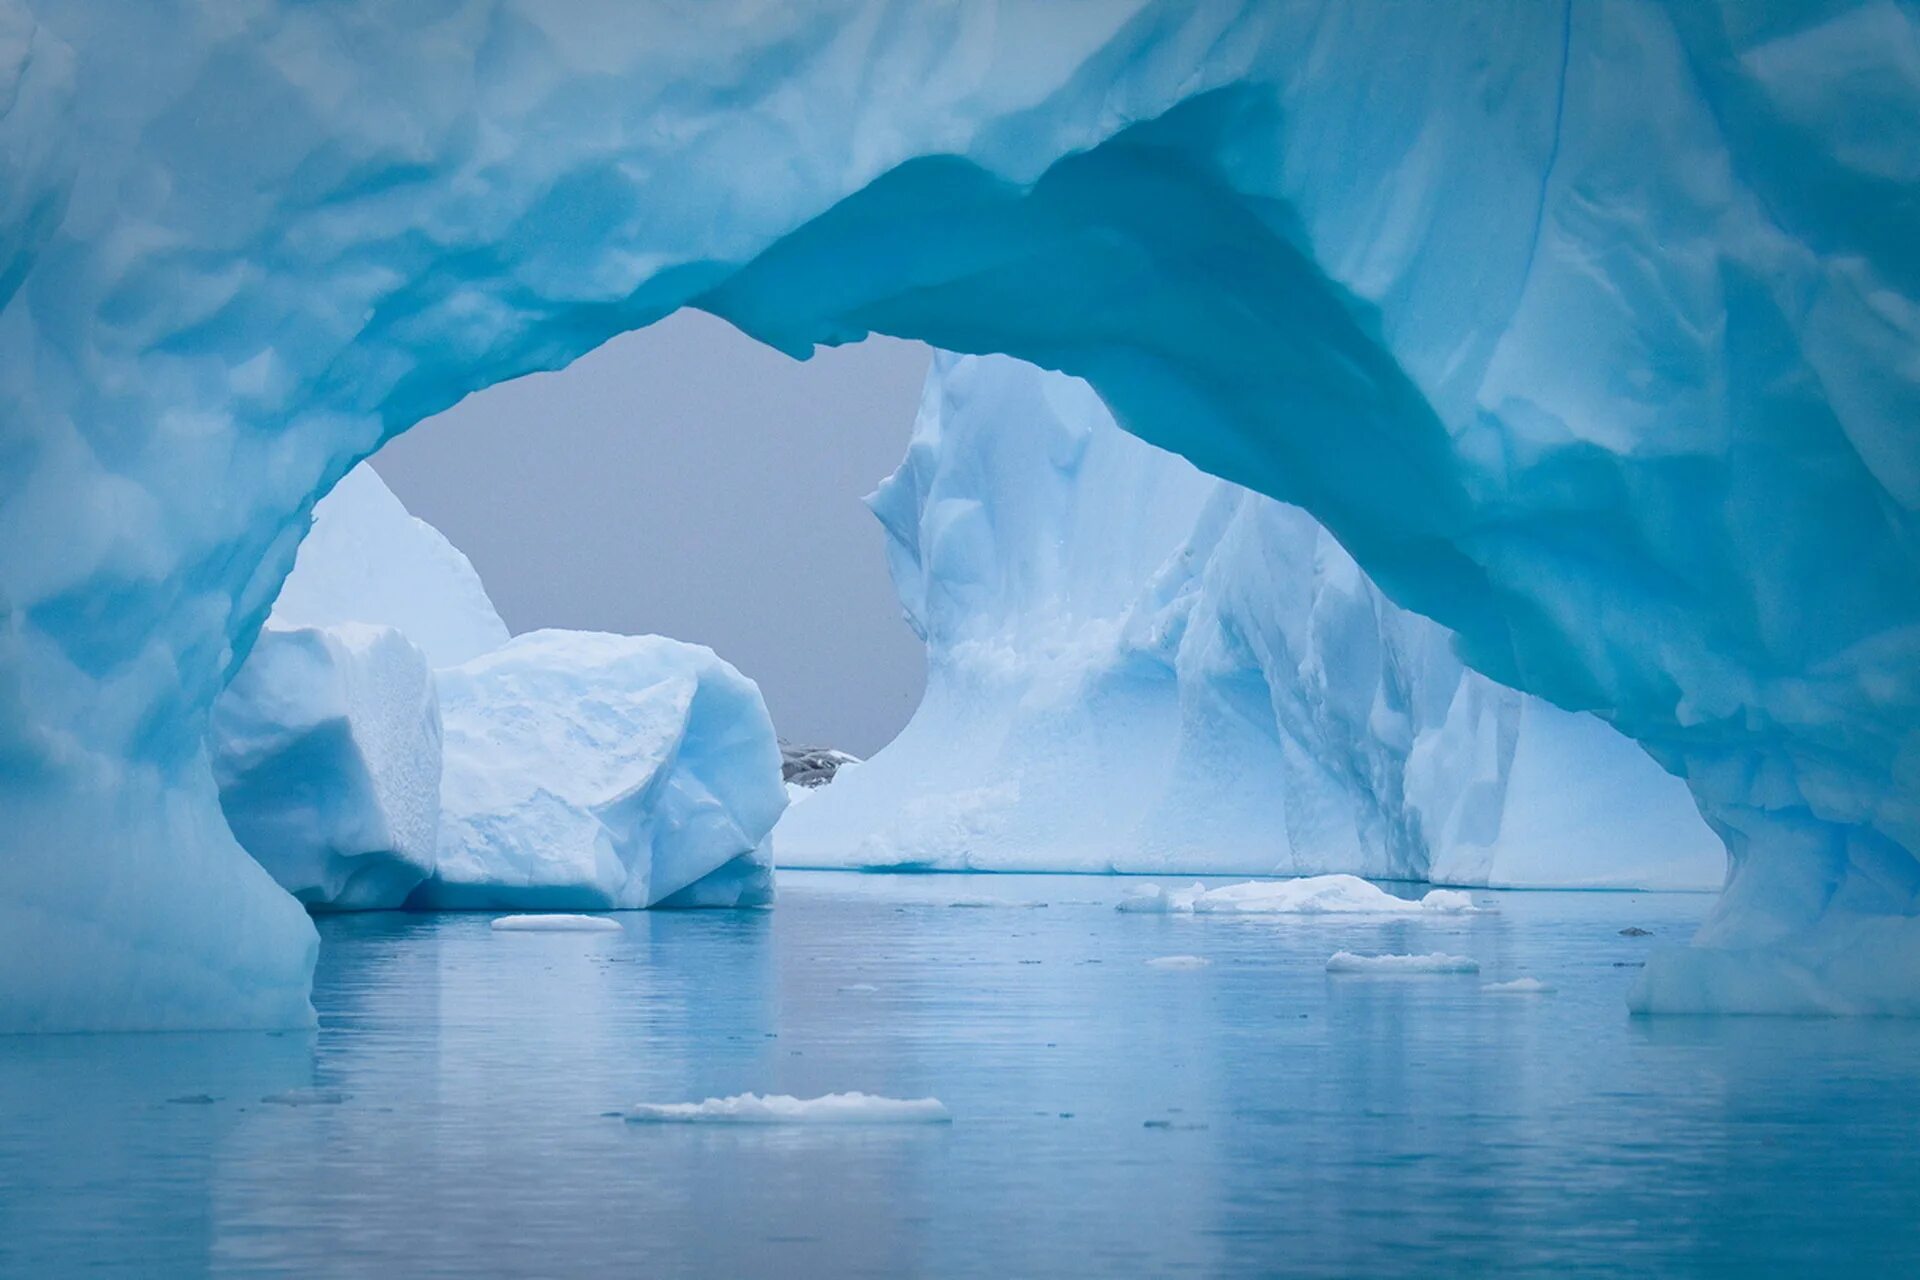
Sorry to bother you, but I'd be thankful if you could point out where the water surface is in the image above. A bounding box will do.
[3,873,1916,1277]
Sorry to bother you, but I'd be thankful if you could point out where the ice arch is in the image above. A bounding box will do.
[1,1,1916,1027]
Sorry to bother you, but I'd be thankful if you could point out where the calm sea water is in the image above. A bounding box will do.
[3,871,1918,1278]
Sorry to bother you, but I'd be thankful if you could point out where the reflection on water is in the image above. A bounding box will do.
[3,874,1918,1277]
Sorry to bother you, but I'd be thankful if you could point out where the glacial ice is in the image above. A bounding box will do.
[624,1092,951,1125]
[415,631,785,911]
[210,621,440,910]
[1145,955,1212,970]
[2,3,1916,1023]
[1326,953,1481,975]
[1484,978,1556,995]
[780,356,1726,893]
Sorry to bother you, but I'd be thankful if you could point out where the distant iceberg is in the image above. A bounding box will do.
[777,356,1726,893]
[216,466,785,915]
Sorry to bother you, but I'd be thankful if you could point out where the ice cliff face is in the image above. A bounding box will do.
[211,622,441,910]
[778,354,1726,891]
[1,2,1915,1024]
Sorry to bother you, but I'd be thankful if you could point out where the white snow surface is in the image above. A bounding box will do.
[624,1092,951,1125]
[210,622,441,909]
[1117,875,1480,918]
[777,356,1726,894]
[417,631,785,911]
[490,914,623,933]
[1326,952,1481,975]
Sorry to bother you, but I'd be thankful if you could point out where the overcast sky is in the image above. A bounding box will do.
[373,309,932,756]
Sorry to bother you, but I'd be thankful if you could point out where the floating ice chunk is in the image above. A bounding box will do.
[838,983,879,993]
[490,914,623,933]
[623,1092,951,1125]
[1326,952,1481,974]
[1145,955,1212,969]
[1119,875,1479,917]
[1484,977,1556,994]
[946,897,1048,909]
[1116,883,1208,914]
[418,631,785,910]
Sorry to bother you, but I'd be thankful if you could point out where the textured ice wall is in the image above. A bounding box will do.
[778,354,1726,890]
[1,2,1915,1022]
[418,630,784,911]
[211,621,441,909]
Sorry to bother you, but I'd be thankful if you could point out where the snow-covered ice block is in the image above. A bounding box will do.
[490,914,623,933]
[1117,875,1479,917]
[1484,978,1555,994]
[416,631,785,910]
[1326,952,1481,975]
[624,1092,951,1125]
[1145,955,1212,970]
[211,623,440,910]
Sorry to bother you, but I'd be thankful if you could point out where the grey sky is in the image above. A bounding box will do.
[373,309,932,756]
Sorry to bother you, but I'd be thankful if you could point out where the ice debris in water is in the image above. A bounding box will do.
[1484,977,1556,994]
[1118,875,1480,916]
[1326,952,1481,974]
[946,897,1048,909]
[490,914,623,933]
[1145,955,1212,970]
[624,1092,951,1125]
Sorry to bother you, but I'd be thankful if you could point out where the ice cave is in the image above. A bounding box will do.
[3,0,1918,1037]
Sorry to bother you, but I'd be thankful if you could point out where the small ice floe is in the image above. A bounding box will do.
[1325,951,1480,974]
[490,914,622,932]
[1145,955,1212,970]
[624,1092,951,1125]
[1118,874,1481,917]
[1483,977,1556,994]
[946,897,1048,909]
[838,983,879,993]
[261,1089,351,1106]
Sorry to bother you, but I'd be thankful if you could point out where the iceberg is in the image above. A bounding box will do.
[210,622,440,910]
[779,355,1726,893]
[2,4,1916,1022]
[414,631,785,911]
